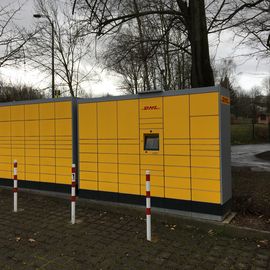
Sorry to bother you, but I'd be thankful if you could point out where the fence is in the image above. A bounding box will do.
[231,123,270,145]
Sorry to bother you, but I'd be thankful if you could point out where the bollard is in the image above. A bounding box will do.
[71,164,76,224]
[146,170,151,241]
[13,160,18,213]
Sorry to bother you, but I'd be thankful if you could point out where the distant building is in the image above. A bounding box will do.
[257,113,270,124]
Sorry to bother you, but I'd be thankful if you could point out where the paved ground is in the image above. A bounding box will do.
[231,144,270,172]
[0,188,270,270]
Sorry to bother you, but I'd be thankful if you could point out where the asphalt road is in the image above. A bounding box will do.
[231,144,270,172]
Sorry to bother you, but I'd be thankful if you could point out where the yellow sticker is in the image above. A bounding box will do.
[221,95,230,105]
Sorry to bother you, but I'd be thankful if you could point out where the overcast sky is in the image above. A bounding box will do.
[0,0,269,97]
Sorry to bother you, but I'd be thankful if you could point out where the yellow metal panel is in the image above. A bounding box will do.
[140,164,163,172]
[191,168,220,180]
[98,153,117,163]
[40,157,55,166]
[0,163,12,171]
[39,103,55,119]
[0,106,10,120]
[191,156,220,168]
[191,139,219,145]
[55,119,72,136]
[192,190,220,204]
[56,158,72,167]
[191,150,220,157]
[164,95,189,138]
[0,156,11,163]
[0,122,11,136]
[98,144,117,154]
[140,97,163,119]
[25,104,39,120]
[119,174,140,185]
[55,101,71,119]
[56,149,71,158]
[79,103,97,139]
[165,188,191,200]
[25,148,39,159]
[80,144,97,153]
[99,182,118,192]
[118,144,139,154]
[165,156,190,166]
[25,157,39,165]
[140,123,163,129]
[40,120,55,136]
[80,162,97,172]
[40,174,55,183]
[191,144,220,151]
[98,101,117,139]
[190,92,219,116]
[56,166,69,175]
[25,165,39,173]
[164,144,190,155]
[165,177,190,189]
[164,139,190,145]
[0,148,11,155]
[80,153,97,163]
[118,154,139,164]
[11,122,24,136]
[191,116,219,139]
[80,171,97,181]
[192,179,220,192]
[40,149,55,157]
[40,166,55,174]
[99,172,117,182]
[25,173,39,182]
[165,166,190,178]
[118,164,139,174]
[80,180,98,190]
[25,121,39,137]
[56,175,70,184]
[140,155,163,165]
[12,148,25,156]
[140,118,162,124]
[118,99,139,139]
[119,184,140,195]
[0,171,12,179]
[98,163,117,173]
[11,105,24,121]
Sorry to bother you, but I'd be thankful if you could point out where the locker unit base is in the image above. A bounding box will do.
[79,189,231,221]
[0,179,70,194]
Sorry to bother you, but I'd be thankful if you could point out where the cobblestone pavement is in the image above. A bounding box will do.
[0,188,270,270]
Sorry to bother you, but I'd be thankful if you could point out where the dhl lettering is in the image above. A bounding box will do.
[143,106,160,110]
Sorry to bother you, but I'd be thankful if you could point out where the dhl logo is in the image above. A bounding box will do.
[221,96,230,105]
[143,105,160,110]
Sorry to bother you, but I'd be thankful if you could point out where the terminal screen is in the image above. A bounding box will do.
[144,134,159,151]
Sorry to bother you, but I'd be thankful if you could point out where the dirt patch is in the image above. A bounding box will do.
[232,168,270,231]
[255,151,270,161]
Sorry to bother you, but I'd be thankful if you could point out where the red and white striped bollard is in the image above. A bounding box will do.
[71,164,76,224]
[146,170,151,241]
[13,160,18,213]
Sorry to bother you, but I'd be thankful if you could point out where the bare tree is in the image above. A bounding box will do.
[27,0,98,97]
[0,2,34,68]
[73,0,267,89]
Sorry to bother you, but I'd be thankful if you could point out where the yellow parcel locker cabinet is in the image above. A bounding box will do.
[0,98,77,192]
[78,86,231,221]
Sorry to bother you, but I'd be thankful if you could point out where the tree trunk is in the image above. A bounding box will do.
[188,0,214,88]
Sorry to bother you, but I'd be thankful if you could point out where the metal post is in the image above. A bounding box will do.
[71,164,76,224]
[146,170,151,241]
[13,160,18,213]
